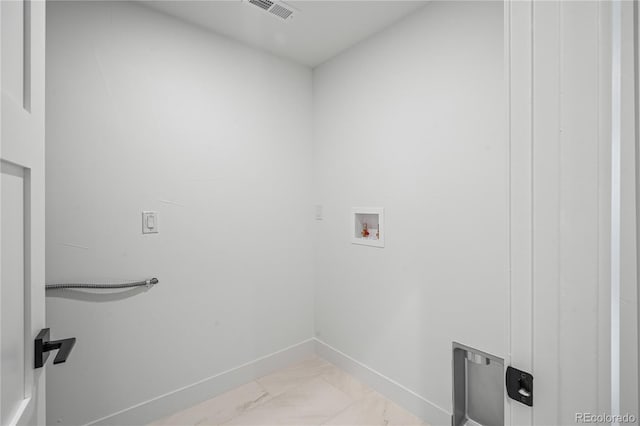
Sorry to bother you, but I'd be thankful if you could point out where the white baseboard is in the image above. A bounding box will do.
[86,339,316,426]
[314,338,451,426]
[86,337,450,426]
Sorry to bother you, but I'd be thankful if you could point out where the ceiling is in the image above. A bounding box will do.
[140,0,428,67]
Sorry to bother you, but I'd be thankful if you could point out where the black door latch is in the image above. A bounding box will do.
[506,366,533,406]
[34,328,76,368]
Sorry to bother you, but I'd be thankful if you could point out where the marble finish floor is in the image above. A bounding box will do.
[150,356,427,426]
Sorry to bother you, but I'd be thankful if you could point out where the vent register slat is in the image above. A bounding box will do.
[248,0,273,11]
[269,4,293,20]
[247,0,295,21]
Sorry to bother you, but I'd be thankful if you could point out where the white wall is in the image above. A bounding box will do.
[45,2,314,424]
[45,1,635,425]
[312,1,504,417]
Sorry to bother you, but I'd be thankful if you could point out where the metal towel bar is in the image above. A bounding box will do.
[45,278,158,290]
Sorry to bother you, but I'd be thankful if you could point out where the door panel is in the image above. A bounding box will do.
[0,0,46,424]
[507,0,614,423]
[1,162,26,426]
[1,0,24,106]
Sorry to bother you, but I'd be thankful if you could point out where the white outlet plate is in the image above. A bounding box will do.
[142,211,158,234]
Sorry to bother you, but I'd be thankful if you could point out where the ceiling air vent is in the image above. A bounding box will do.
[248,0,273,11]
[269,3,293,20]
[246,0,296,21]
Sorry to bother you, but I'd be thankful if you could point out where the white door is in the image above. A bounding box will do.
[0,0,46,425]
[506,1,634,424]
